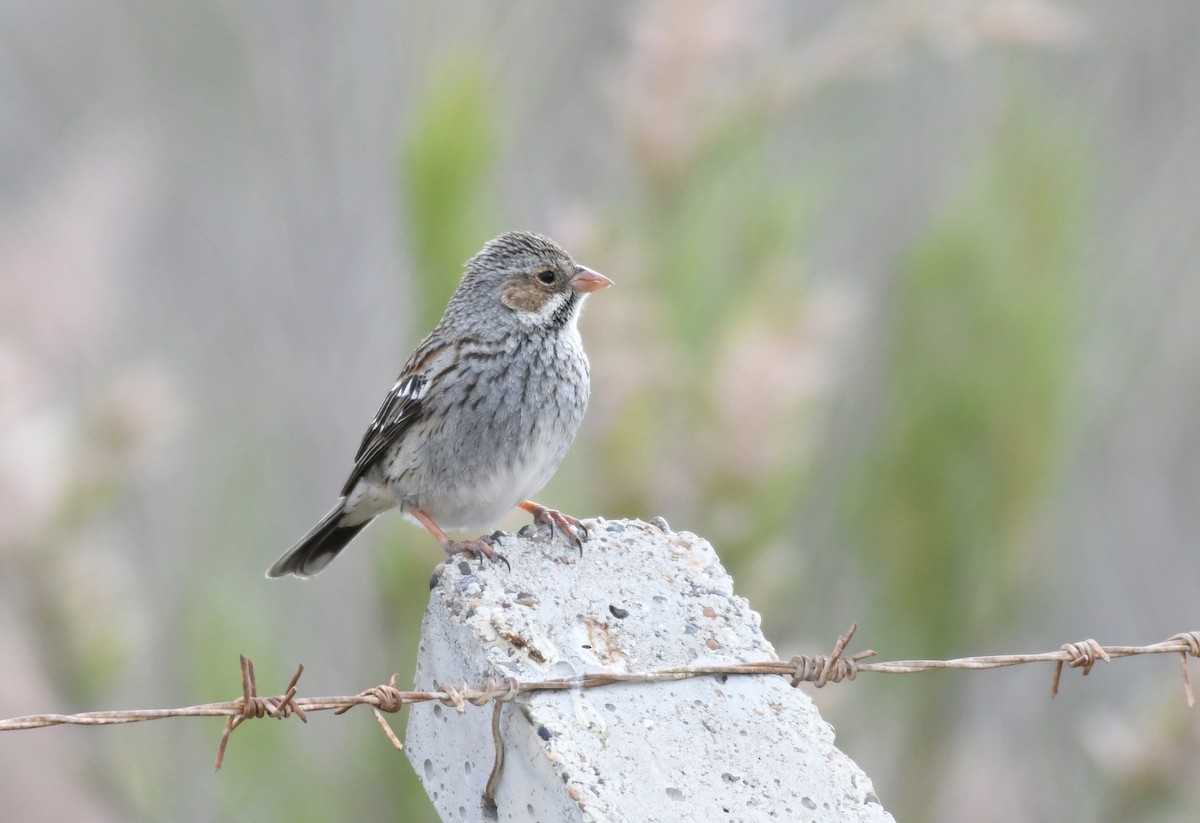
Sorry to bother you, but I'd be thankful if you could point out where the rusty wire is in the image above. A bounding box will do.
[1,626,1197,772]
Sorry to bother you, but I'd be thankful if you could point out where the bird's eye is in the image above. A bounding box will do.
[536,269,557,285]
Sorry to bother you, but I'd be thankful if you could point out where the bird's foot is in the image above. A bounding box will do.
[519,501,589,555]
[443,534,510,571]
[413,507,510,570]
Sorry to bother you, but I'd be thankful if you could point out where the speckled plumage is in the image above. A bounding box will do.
[267,231,611,578]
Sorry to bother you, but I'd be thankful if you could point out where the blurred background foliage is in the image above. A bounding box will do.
[2,2,1200,821]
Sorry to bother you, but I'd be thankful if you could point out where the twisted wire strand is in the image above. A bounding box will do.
[2,627,1197,771]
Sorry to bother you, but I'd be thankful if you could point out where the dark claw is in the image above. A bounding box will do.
[443,535,510,571]
[483,532,511,569]
[478,533,511,571]
[482,537,511,571]
[527,507,589,556]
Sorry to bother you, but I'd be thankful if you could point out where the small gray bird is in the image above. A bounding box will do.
[267,231,612,578]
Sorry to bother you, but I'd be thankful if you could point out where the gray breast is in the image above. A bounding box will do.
[391,328,590,529]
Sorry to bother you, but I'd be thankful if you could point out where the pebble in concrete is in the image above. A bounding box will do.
[405,518,893,823]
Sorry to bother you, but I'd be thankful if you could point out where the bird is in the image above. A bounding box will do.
[266,231,612,578]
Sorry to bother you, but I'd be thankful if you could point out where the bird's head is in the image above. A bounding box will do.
[446,231,612,335]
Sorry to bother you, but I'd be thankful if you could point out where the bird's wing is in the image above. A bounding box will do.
[340,370,429,496]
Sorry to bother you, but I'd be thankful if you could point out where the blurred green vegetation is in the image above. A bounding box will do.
[839,93,1087,816]
[402,58,499,329]
[850,97,1084,652]
[595,125,824,564]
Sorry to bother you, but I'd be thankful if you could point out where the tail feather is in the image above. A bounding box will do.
[266,505,372,579]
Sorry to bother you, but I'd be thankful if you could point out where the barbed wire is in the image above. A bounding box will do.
[2,624,1196,796]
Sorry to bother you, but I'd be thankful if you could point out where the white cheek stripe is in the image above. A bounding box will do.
[513,291,570,326]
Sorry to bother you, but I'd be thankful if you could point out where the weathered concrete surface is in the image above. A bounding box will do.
[405,517,892,823]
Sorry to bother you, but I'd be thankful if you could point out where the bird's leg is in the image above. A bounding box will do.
[411,507,508,568]
[518,500,589,553]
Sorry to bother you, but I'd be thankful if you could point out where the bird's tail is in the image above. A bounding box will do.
[266,504,372,579]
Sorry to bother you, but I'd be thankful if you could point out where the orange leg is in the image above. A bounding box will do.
[411,507,505,566]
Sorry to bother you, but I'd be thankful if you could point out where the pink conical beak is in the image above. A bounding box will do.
[570,266,614,293]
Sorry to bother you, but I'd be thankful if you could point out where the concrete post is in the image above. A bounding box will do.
[405,518,892,823]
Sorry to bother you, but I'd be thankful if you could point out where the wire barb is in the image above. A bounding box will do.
[787,623,877,687]
[332,673,408,750]
[1168,632,1200,707]
[1050,639,1111,698]
[214,656,305,770]
[438,683,468,714]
